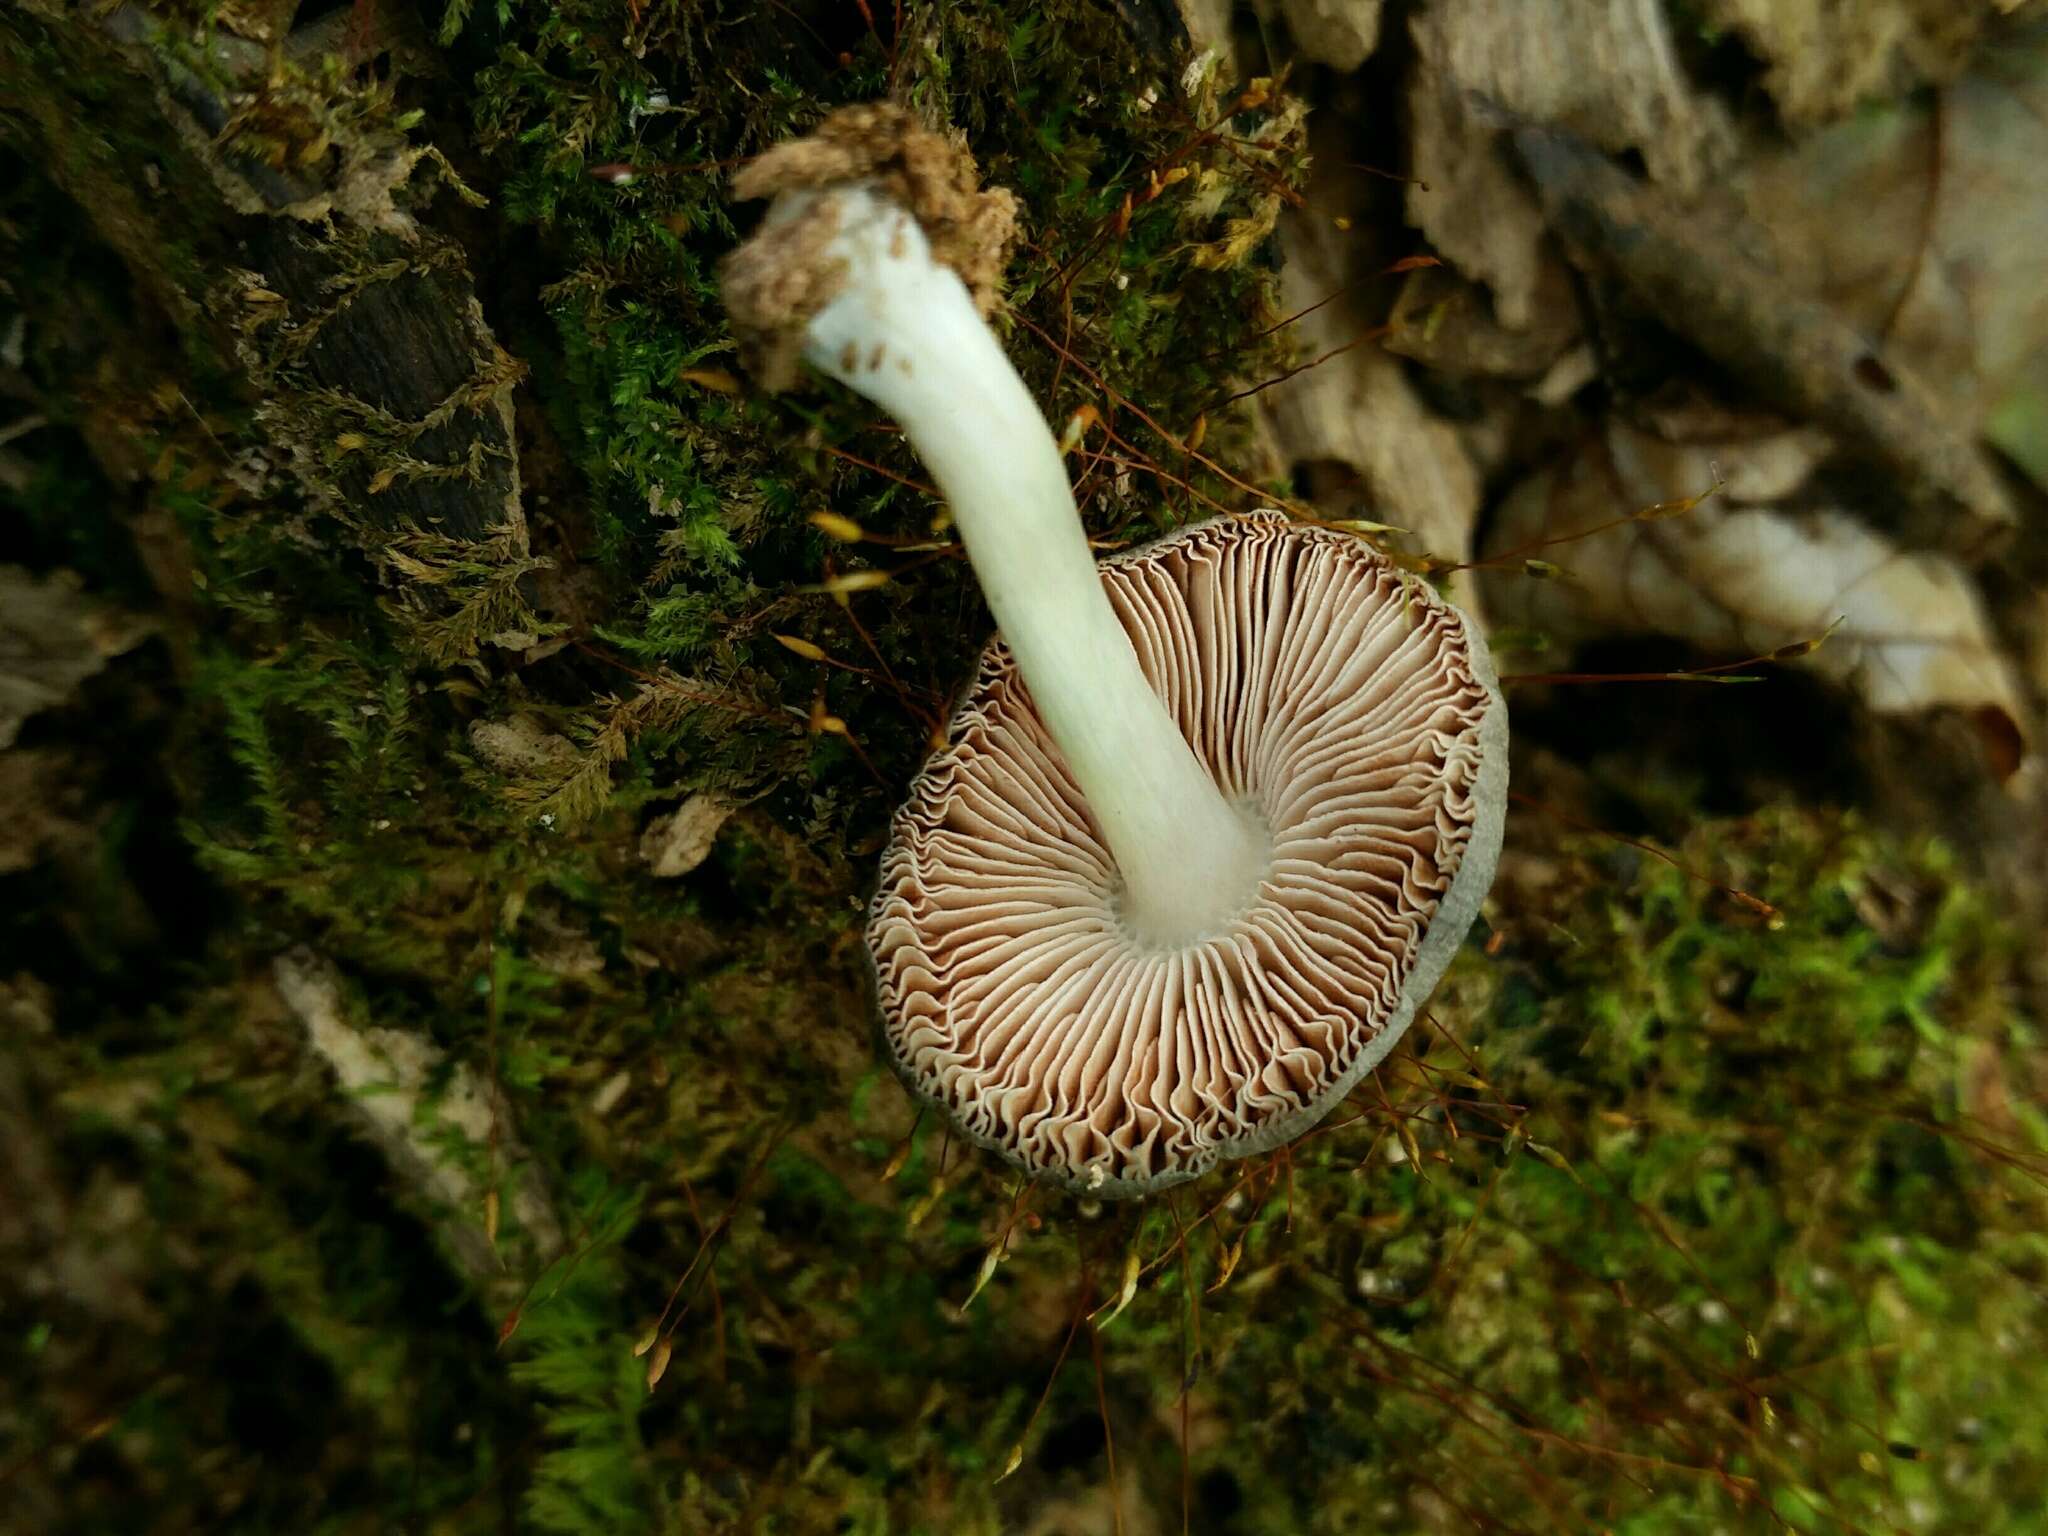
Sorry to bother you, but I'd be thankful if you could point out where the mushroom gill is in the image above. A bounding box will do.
[869,510,1507,1196]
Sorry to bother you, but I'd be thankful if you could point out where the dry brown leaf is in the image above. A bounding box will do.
[1403,0,1736,338]
[1404,53,1554,332]
[1262,0,1384,71]
[1412,0,1735,195]
[1517,129,2017,543]
[520,896,607,979]
[1385,258,1579,380]
[1697,0,2012,125]
[1732,25,2048,448]
[467,716,578,777]
[638,793,736,879]
[0,749,86,877]
[1263,163,1484,589]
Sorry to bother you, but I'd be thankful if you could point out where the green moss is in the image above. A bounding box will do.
[1,0,1306,1003]
[459,0,1301,841]
[481,804,2036,1534]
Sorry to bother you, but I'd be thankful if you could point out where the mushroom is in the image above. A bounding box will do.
[724,106,1507,1195]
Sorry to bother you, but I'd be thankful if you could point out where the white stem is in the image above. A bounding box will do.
[795,188,1266,943]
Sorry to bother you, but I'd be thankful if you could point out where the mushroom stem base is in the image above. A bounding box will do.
[1110,796,1272,950]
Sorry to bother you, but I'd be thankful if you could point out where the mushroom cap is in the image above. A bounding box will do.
[868,510,1508,1196]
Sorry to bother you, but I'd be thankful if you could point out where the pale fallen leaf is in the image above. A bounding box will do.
[0,566,154,750]
[272,950,567,1295]
[1481,420,2028,756]
[1514,131,2016,543]
[467,716,579,777]
[1262,152,1485,598]
[590,1070,634,1117]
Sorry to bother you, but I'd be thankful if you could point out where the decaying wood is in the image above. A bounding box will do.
[5,1,523,544]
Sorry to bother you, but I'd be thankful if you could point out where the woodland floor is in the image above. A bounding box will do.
[3,3,2046,1534]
